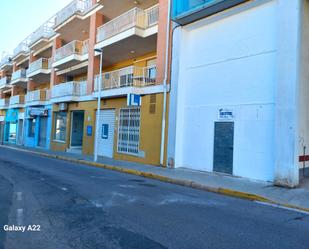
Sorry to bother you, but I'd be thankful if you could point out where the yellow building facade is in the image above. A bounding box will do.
[0,0,171,167]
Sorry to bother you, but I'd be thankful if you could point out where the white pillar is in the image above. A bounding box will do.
[274,0,302,187]
[167,24,181,167]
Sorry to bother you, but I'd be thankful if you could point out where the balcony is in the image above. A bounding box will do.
[94,66,159,97]
[29,16,56,51]
[51,81,87,103]
[0,99,9,110]
[13,40,30,61]
[95,5,158,66]
[52,40,89,70]
[0,55,12,70]
[27,58,52,83]
[172,0,247,25]
[9,95,25,108]
[11,69,28,87]
[54,0,94,29]
[25,89,49,106]
[0,77,11,90]
[96,5,159,49]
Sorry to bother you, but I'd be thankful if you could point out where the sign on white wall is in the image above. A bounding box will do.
[218,108,234,120]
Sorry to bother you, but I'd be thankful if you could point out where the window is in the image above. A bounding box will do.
[147,59,156,84]
[119,73,133,87]
[101,124,109,139]
[28,119,36,137]
[118,107,141,155]
[54,112,67,142]
[147,67,156,82]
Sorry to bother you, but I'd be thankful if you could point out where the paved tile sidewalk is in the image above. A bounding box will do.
[3,144,309,211]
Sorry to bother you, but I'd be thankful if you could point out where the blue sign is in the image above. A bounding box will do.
[101,124,109,139]
[127,94,141,106]
[87,126,92,136]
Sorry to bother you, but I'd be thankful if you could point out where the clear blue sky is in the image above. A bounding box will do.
[0,0,72,56]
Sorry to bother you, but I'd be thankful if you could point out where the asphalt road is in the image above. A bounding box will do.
[0,147,308,249]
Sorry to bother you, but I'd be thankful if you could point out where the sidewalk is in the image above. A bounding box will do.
[2,144,309,212]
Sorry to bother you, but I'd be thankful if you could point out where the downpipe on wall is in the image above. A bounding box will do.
[160,0,171,166]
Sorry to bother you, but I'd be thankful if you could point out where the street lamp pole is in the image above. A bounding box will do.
[94,48,103,162]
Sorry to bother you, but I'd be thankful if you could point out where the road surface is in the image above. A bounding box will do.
[0,147,308,249]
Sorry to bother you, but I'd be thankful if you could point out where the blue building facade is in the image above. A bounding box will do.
[4,108,21,144]
[24,105,52,149]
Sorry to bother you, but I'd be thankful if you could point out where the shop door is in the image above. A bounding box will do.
[70,111,84,148]
[38,117,48,147]
[98,109,115,158]
[17,120,24,145]
[213,122,234,174]
[9,123,17,143]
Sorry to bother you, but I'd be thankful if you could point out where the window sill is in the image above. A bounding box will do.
[117,150,145,158]
[52,139,66,144]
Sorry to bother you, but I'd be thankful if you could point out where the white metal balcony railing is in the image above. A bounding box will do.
[0,77,11,88]
[0,55,12,68]
[9,95,25,105]
[97,5,159,43]
[29,16,56,46]
[0,99,9,107]
[13,41,30,57]
[55,0,93,27]
[51,81,87,98]
[25,89,48,103]
[54,40,89,62]
[27,58,50,75]
[94,66,157,91]
[48,58,53,69]
[11,69,27,82]
[46,89,51,100]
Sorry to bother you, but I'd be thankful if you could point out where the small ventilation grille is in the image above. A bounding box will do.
[149,94,156,114]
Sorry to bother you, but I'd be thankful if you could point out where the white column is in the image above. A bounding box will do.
[274,0,302,187]
[167,24,181,167]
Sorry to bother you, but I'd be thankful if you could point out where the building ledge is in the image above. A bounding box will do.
[11,78,28,85]
[95,25,158,49]
[25,101,50,107]
[52,54,88,69]
[27,69,51,78]
[50,95,94,103]
[9,104,25,109]
[92,84,168,98]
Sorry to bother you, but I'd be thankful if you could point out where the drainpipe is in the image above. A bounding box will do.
[160,0,171,166]
[94,48,103,162]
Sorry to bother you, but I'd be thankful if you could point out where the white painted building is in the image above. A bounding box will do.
[168,0,309,187]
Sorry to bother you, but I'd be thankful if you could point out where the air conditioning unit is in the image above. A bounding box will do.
[59,102,68,111]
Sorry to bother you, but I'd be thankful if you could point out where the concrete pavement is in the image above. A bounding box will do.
[0,147,309,248]
[2,144,309,212]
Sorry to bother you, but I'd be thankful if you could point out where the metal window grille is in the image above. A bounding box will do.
[118,107,141,155]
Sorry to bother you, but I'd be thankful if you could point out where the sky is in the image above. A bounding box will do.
[0,0,72,56]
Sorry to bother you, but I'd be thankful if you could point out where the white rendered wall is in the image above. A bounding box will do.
[173,0,278,181]
[274,0,301,187]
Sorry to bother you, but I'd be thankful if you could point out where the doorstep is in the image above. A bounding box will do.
[2,144,309,212]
